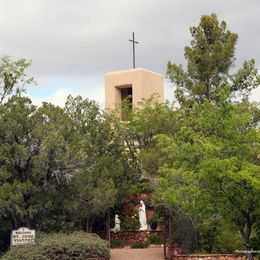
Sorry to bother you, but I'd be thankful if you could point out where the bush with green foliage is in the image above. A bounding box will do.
[148,234,163,245]
[121,217,140,231]
[131,241,149,248]
[131,182,154,194]
[2,232,109,260]
[214,223,243,253]
[110,239,125,248]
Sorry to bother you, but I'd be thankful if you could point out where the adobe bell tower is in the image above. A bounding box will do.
[105,68,164,119]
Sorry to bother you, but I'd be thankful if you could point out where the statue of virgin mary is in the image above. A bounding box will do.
[138,200,148,230]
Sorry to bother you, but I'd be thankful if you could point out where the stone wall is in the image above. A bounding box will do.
[169,245,248,260]
[170,254,245,260]
[110,230,163,245]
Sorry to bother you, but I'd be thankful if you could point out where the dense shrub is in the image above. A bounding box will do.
[148,234,163,245]
[121,217,139,231]
[131,181,154,194]
[110,239,125,248]
[131,241,149,248]
[2,232,109,260]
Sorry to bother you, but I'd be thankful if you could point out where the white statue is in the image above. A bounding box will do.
[111,214,121,233]
[138,200,148,230]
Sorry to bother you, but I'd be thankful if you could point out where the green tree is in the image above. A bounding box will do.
[64,95,139,231]
[167,14,260,105]
[155,99,260,256]
[0,96,40,228]
[0,55,34,103]
[114,96,178,177]
[0,97,78,230]
[0,92,140,237]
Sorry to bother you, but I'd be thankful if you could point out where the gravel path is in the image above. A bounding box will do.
[110,247,165,260]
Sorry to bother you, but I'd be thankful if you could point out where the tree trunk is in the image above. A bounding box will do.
[163,209,169,259]
[24,213,31,228]
[106,209,111,242]
[23,191,31,228]
[85,217,94,233]
[10,212,17,230]
[240,219,254,260]
[85,218,89,232]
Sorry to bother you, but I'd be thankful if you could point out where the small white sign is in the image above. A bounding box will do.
[11,227,35,246]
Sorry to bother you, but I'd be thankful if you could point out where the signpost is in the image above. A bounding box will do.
[11,227,35,246]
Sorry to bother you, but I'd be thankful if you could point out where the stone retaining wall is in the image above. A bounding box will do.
[168,244,247,260]
[170,254,245,260]
[86,258,105,260]
[110,230,163,245]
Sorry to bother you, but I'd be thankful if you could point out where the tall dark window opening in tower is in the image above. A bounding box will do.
[120,86,132,121]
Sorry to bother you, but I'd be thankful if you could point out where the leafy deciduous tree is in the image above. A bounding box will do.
[155,99,260,256]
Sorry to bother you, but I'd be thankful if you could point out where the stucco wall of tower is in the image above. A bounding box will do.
[105,68,164,112]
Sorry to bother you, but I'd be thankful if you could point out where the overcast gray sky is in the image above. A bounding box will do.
[0,0,259,106]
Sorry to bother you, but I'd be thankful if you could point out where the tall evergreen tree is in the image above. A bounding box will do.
[167,14,260,105]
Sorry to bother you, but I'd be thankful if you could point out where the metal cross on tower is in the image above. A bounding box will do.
[129,32,139,69]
